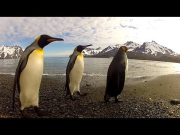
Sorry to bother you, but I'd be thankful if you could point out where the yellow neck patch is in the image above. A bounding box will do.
[78,53,83,58]
[36,36,41,43]
[35,49,44,54]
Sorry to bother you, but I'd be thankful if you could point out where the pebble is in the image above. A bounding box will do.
[86,83,91,86]
[78,115,84,118]
[9,112,13,116]
[53,99,57,102]
[170,99,180,105]
[169,111,174,115]
[60,104,67,107]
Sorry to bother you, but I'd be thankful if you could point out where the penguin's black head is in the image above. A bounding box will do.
[120,46,132,52]
[36,34,64,48]
[75,44,93,53]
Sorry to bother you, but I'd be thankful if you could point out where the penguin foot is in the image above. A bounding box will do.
[65,96,70,99]
[104,100,110,104]
[34,107,49,116]
[115,97,120,103]
[115,98,122,103]
[65,95,71,99]
[77,91,88,96]
[115,100,120,103]
[20,110,32,118]
[104,94,111,103]
[70,95,80,100]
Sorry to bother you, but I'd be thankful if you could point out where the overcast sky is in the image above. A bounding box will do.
[1,17,180,56]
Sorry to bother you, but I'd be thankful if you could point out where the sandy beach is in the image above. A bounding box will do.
[1,73,180,118]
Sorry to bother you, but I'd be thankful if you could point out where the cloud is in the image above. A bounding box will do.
[1,17,180,53]
[120,23,138,29]
[0,17,124,46]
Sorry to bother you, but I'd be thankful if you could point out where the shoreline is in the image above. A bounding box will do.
[0,72,178,83]
[1,73,180,118]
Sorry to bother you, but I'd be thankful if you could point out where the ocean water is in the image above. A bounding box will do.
[0,57,180,81]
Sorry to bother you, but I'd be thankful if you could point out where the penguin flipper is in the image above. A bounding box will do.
[65,53,78,95]
[105,70,125,97]
[13,49,35,109]
[117,71,125,94]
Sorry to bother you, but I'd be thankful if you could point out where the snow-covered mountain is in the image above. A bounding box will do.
[0,45,23,59]
[84,41,180,63]
[133,41,177,56]
[82,47,103,56]
[97,44,122,55]
[124,41,141,49]
[84,41,178,57]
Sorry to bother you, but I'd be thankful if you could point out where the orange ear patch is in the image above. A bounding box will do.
[121,46,126,52]
[36,36,41,43]
[74,47,77,51]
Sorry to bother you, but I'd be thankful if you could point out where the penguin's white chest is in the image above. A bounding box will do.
[19,49,44,109]
[69,54,84,84]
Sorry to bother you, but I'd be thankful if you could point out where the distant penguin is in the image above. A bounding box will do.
[104,46,131,103]
[13,34,64,118]
[65,44,92,100]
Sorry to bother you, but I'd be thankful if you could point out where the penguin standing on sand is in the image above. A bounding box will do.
[65,44,92,100]
[104,46,131,103]
[13,34,64,118]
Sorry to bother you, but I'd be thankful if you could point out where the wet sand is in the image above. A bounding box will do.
[1,74,180,118]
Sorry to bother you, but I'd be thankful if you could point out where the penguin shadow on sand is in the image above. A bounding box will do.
[64,44,93,100]
[104,46,132,104]
[12,34,64,118]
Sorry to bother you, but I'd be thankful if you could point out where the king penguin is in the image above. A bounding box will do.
[104,46,131,103]
[65,44,92,100]
[13,34,64,118]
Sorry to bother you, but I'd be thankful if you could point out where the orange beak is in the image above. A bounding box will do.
[47,38,64,42]
[82,44,93,49]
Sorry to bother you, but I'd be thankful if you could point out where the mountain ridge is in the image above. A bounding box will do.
[83,41,180,63]
[0,45,23,59]
[2,41,180,63]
